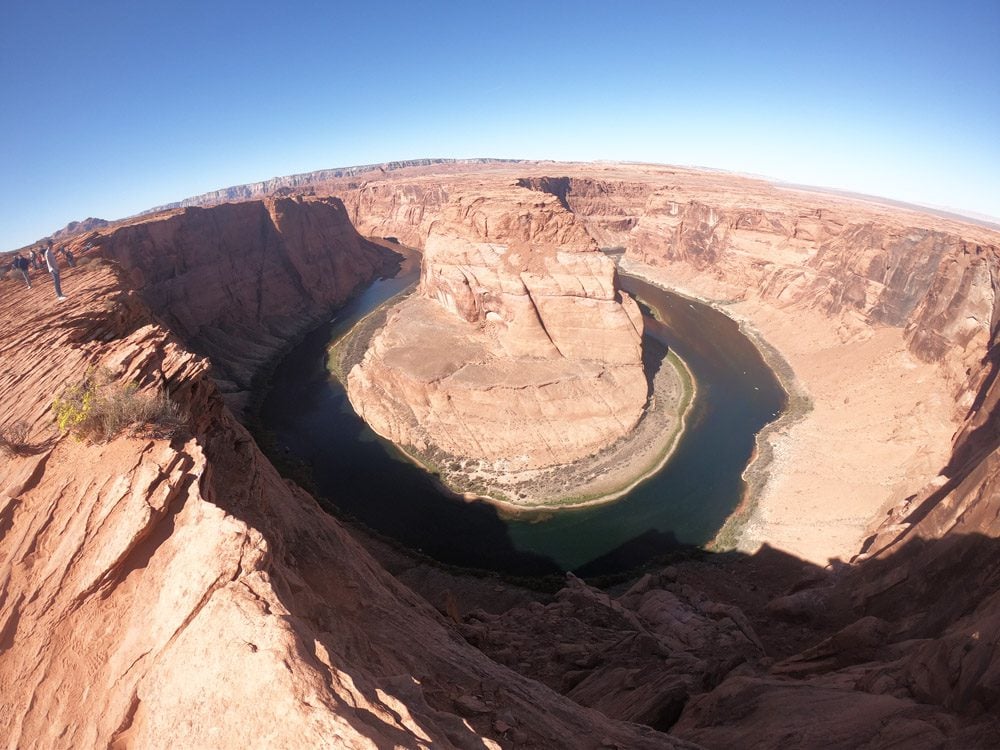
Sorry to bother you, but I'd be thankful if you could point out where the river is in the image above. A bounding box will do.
[257,255,786,577]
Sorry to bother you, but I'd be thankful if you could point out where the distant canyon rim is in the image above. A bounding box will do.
[2,158,998,748]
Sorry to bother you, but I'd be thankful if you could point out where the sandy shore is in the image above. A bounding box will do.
[622,258,960,566]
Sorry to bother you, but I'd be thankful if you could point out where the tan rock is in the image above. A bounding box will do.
[5,159,1000,749]
[0,209,688,750]
[347,187,648,479]
[94,196,397,416]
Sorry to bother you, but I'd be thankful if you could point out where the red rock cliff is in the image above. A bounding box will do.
[325,162,1000,742]
[0,207,692,749]
[93,197,395,414]
[5,161,1000,748]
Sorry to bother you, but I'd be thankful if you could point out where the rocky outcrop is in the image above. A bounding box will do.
[90,196,397,414]
[0,226,690,749]
[344,181,451,248]
[324,162,1000,744]
[453,539,1000,748]
[475,171,1000,405]
[50,216,110,242]
[622,187,999,396]
[5,160,1000,749]
[461,570,765,731]
[608,181,1000,746]
[346,187,649,482]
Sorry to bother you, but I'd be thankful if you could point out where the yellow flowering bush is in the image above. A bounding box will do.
[53,369,182,442]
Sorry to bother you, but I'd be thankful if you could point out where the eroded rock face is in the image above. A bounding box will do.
[324,163,1000,744]
[6,160,1000,749]
[94,196,396,415]
[0,228,688,750]
[461,571,765,731]
[346,187,647,475]
[620,185,999,396]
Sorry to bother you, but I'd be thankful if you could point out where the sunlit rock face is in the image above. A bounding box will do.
[4,160,1000,748]
[347,187,648,473]
[0,205,682,750]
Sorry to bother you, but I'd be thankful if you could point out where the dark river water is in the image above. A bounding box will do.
[258,259,786,577]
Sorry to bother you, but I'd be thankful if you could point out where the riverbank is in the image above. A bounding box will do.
[331,291,696,512]
[620,257,959,566]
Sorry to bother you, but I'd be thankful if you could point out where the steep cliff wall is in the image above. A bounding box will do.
[5,161,1000,748]
[616,186,999,400]
[539,170,1000,745]
[343,181,452,248]
[671,331,1000,746]
[92,197,396,414]
[327,164,1000,740]
[0,216,690,749]
[505,173,1000,396]
[308,163,997,545]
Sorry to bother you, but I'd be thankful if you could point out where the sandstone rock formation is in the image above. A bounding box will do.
[323,163,997,558]
[93,196,397,415]
[328,162,1000,744]
[4,160,1000,749]
[346,186,649,484]
[0,211,691,749]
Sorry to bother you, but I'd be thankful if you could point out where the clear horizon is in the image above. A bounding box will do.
[2,0,998,251]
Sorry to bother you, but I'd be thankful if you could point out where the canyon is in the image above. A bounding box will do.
[1,160,998,748]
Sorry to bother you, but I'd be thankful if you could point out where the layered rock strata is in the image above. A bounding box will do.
[93,196,396,415]
[4,161,1000,748]
[346,188,650,486]
[322,163,998,558]
[0,220,690,749]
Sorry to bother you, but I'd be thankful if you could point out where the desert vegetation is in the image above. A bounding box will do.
[0,420,32,456]
[52,368,183,442]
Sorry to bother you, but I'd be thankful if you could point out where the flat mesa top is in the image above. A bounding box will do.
[136,159,1000,248]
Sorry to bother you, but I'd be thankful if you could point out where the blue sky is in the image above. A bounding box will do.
[2,1,998,251]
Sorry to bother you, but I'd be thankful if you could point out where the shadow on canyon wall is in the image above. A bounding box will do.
[56,187,997,746]
[900,331,1000,535]
[201,402,1000,747]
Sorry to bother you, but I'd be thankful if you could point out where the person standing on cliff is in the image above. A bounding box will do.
[11,254,31,288]
[44,242,66,300]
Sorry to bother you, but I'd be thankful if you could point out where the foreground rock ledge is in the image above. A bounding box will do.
[5,161,1000,749]
[346,189,658,502]
[0,215,690,750]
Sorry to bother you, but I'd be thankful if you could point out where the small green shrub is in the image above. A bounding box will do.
[53,369,183,442]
